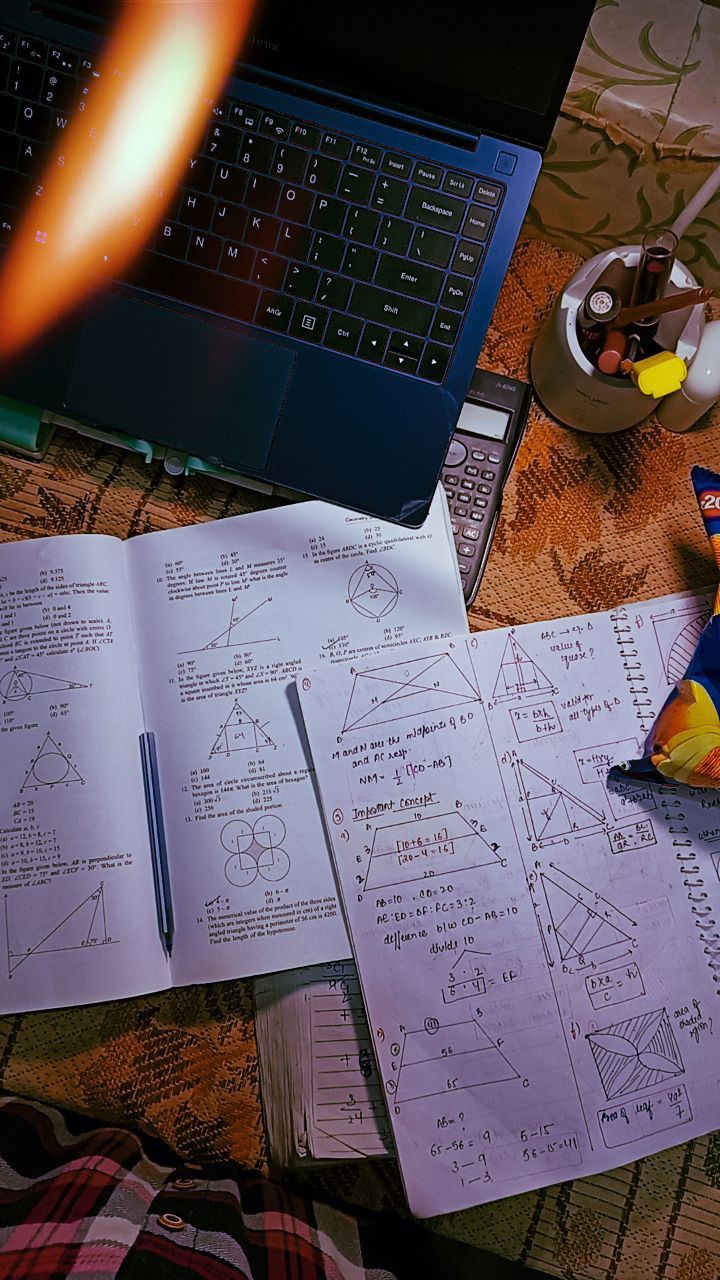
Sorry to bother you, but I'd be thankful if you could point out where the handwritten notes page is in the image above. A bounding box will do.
[255,961,393,1164]
[125,491,467,986]
[298,594,720,1215]
[0,535,169,1014]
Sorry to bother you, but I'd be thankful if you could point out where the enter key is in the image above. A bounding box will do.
[375,253,444,302]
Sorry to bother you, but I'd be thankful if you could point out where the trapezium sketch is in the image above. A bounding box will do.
[651,604,711,685]
[347,562,400,620]
[587,1008,684,1100]
[541,868,634,966]
[492,634,554,703]
[223,814,290,888]
[0,667,88,703]
[393,1016,519,1104]
[20,733,84,792]
[179,596,278,655]
[342,653,480,734]
[210,699,276,758]
[365,812,501,891]
[515,760,605,844]
[5,882,114,975]
[442,949,489,1004]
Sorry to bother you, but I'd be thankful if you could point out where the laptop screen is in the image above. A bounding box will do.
[36,0,594,150]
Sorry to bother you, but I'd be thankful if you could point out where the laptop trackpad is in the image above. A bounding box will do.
[66,291,294,471]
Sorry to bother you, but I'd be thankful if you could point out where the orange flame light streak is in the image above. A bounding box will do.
[0,1,253,358]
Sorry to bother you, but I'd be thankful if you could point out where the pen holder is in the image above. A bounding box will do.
[530,245,705,433]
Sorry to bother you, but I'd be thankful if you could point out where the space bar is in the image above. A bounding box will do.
[116,253,260,324]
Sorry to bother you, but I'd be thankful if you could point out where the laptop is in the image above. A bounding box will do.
[0,1,595,525]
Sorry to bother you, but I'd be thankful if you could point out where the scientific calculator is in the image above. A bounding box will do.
[441,368,531,605]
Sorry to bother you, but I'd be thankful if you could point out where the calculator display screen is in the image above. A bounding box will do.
[458,402,511,443]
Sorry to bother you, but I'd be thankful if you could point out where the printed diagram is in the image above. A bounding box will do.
[491,634,555,703]
[222,815,290,887]
[651,604,711,685]
[512,760,605,847]
[179,596,278,655]
[210,699,276,758]
[364,812,502,891]
[5,883,114,976]
[540,865,636,971]
[342,652,480,734]
[442,950,490,1004]
[0,667,88,703]
[388,1015,520,1106]
[20,733,84,792]
[347,562,400,620]
[587,1008,684,1100]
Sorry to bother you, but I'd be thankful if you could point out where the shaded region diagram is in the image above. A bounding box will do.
[179,596,278,655]
[390,1015,519,1105]
[210,700,275,758]
[5,882,114,976]
[587,1008,684,1100]
[492,635,554,702]
[651,604,710,685]
[222,815,290,887]
[513,760,605,845]
[20,733,84,792]
[442,949,489,1004]
[342,653,479,734]
[364,812,501,891]
[0,667,88,703]
[347,562,400,620]
[540,866,635,968]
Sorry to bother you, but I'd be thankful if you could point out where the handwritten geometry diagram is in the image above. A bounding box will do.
[587,1008,684,1100]
[651,604,710,685]
[347,562,400,620]
[390,1015,519,1106]
[209,699,275,758]
[342,652,480,734]
[364,812,501,891]
[222,815,290,887]
[491,635,555,703]
[20,733,84,792]
[4,882,114,976]
[179,596,278,655]
[0,667,88,703]
[442,950,489,1004]
[513,760,605,846]
[540,866,635,968]
[713,852,720,884]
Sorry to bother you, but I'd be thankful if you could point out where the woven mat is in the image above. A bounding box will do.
[2,234,720,1278]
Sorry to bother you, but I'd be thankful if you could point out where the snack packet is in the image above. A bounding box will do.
[616,465,720,787]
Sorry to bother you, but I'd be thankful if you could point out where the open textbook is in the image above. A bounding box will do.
[0,492,467,1015]
[298,589,720,1216]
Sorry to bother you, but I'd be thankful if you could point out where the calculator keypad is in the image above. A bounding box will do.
[441,431,505,603]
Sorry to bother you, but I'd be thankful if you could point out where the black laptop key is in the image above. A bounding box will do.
[257,291,293,331]
[345,206,380,244]
[179,191,214,232]
[0,33,15,56]
[452,239,483,275]
[339,167,373,204]
[49,46,77,75]
[352,142,381,171]
[358,323,389,362]
[371,176,407,216]
[252,252,285,288]
[325,313,362,355]
[418,342,450,382]
[413,161,442,189]
[246,212,279,250]
[185,155,215,194]
[17,139,48,176]
[9,59,43,100]
[238,133,275,174]
[409,226,454,268]
[0,130,18,169]
[0,202,18,241]
[288,301,328,342]
[122,251,259,324]
[405,187,465,234]
[272,145,307,184]
[350,283,432,336]
[18,36,46,63]
[213,201,247,241]
[310,195,345,234]
[187,231,222,271]
[443,171,473,197]
[278,184,313,223]
[382,153,412,179]
[17,103,51,143]
[41,70,75,112]
[205,123,238,163]
[317,272,351,310]
[155,221,190,260]
[309,233,344,271]
[343,243,378,282]
[229,103,259,130]
[220,240,255,279]
[212,163,247,204]
[463,204,494,242]
[261,111,290,141]
[306,155,341,195]
[375,254,443,303]
[384,348,417,374]
[246,173,281,214]
[277,222,311,260]
[475,178,503,206]
[209,98,229,122]
[285,262,319,299]
[430,309,460,344]
[440,273,472,310]
[0,167,31,209]
[320,132,350,160]
[0,93,17,132]
[0,55,8,93]
[377,216,412,255]
[290,122,321,149]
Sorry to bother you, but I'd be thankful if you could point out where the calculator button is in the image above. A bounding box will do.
[444,474,458,486]
[474,497,487,507]
[479,484,492,494]
[445,439,467,467]
[457,493,471,504]
[471,450,486,461]
[451,520,460,534]
[470,510,484,521]
[462,526,480,540]
[458,543,475,557]
[488,452,501,464]
[461,479,474,490]
[465,465,478,476]
[481,469,495,480]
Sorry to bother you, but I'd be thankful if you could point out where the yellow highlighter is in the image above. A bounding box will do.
[625,350,687,397]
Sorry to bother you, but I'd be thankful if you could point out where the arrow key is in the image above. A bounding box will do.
[418,342,451,383]
[384,349,419,374]
[359,323,390,363]
[389,331,423,359]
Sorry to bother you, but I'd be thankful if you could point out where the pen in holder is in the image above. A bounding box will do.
[530,240,705,434]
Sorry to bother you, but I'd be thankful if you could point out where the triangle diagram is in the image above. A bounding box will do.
[0,667,87,702]
[518,761,603,841]
[542,873,632,963]
[8,884,109,973]
[492,635,553,701]
[21,733,84,791]
[210,701,275,756]
[342,653,479,732]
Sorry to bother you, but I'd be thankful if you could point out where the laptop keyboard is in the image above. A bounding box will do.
[0,28,504,384]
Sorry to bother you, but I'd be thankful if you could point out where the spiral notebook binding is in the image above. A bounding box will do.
[611,606,655,735]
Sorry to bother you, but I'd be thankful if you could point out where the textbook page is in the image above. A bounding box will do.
[124,492,467,985]
[0,535,169,1014]
[298,598,720,1216]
